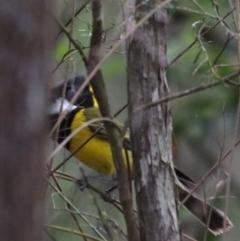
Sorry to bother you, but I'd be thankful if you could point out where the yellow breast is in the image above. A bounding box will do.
[69,109,132,175]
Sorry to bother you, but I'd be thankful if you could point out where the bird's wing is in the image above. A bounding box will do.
[84,107,195,184]
[84,107,131,151]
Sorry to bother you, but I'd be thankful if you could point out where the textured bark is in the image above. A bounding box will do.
[127,1,181,241]
[0,1,52,241]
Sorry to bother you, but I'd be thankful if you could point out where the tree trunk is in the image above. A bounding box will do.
[0,1,52,241]
[127,1,181,241]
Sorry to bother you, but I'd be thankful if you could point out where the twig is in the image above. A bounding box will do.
[50,172,88,241]
[87,1,139,240]
[168,6,236,67]
[54,1,91,41]
[44,225,104,241]
[54,16,88,67]
[212,34,233,66]
[51,49,78,74]
[179,136,240,208]
[46,178,107,240]
[134,70,240,114]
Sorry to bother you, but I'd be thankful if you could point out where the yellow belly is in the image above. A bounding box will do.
[69,110,132,175]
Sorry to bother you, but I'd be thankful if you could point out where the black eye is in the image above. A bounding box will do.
[66,89,75,102]
[66,82,72,92]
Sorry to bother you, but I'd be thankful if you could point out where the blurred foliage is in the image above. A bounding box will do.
[47,0,240,240]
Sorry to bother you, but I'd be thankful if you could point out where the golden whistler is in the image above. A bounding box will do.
[50,76,233,235]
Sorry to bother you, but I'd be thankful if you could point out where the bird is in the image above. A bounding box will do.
[49,75,233,235]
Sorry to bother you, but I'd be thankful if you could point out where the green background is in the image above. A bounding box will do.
[47,1,239,240]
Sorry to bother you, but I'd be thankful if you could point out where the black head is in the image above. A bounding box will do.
[51,75,94,108]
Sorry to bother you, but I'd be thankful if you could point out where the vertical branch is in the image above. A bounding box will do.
[0,1,52,241]
[127,1,180,241]
[87,1,139,241]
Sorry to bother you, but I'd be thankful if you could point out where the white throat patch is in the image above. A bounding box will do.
[49,98,77,115]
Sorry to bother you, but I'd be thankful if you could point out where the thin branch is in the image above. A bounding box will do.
[212,0,238,38]
[54,16,88,67]
[171,6,215,18]
[216,63,240,67]
[133,70,240,115]
[179,136,240,208]
[46,178,107,240]
[221,0,240,236]
[87,1,139,240]
[54,0,91,41]
[44,225,104,241]
[168,6,236,67]
[51,49,78,74]
[50,173,88,241]
[212,34,233,66]
[192,0,214,17]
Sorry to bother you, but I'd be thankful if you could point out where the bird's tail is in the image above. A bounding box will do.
[179,191,233,235]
